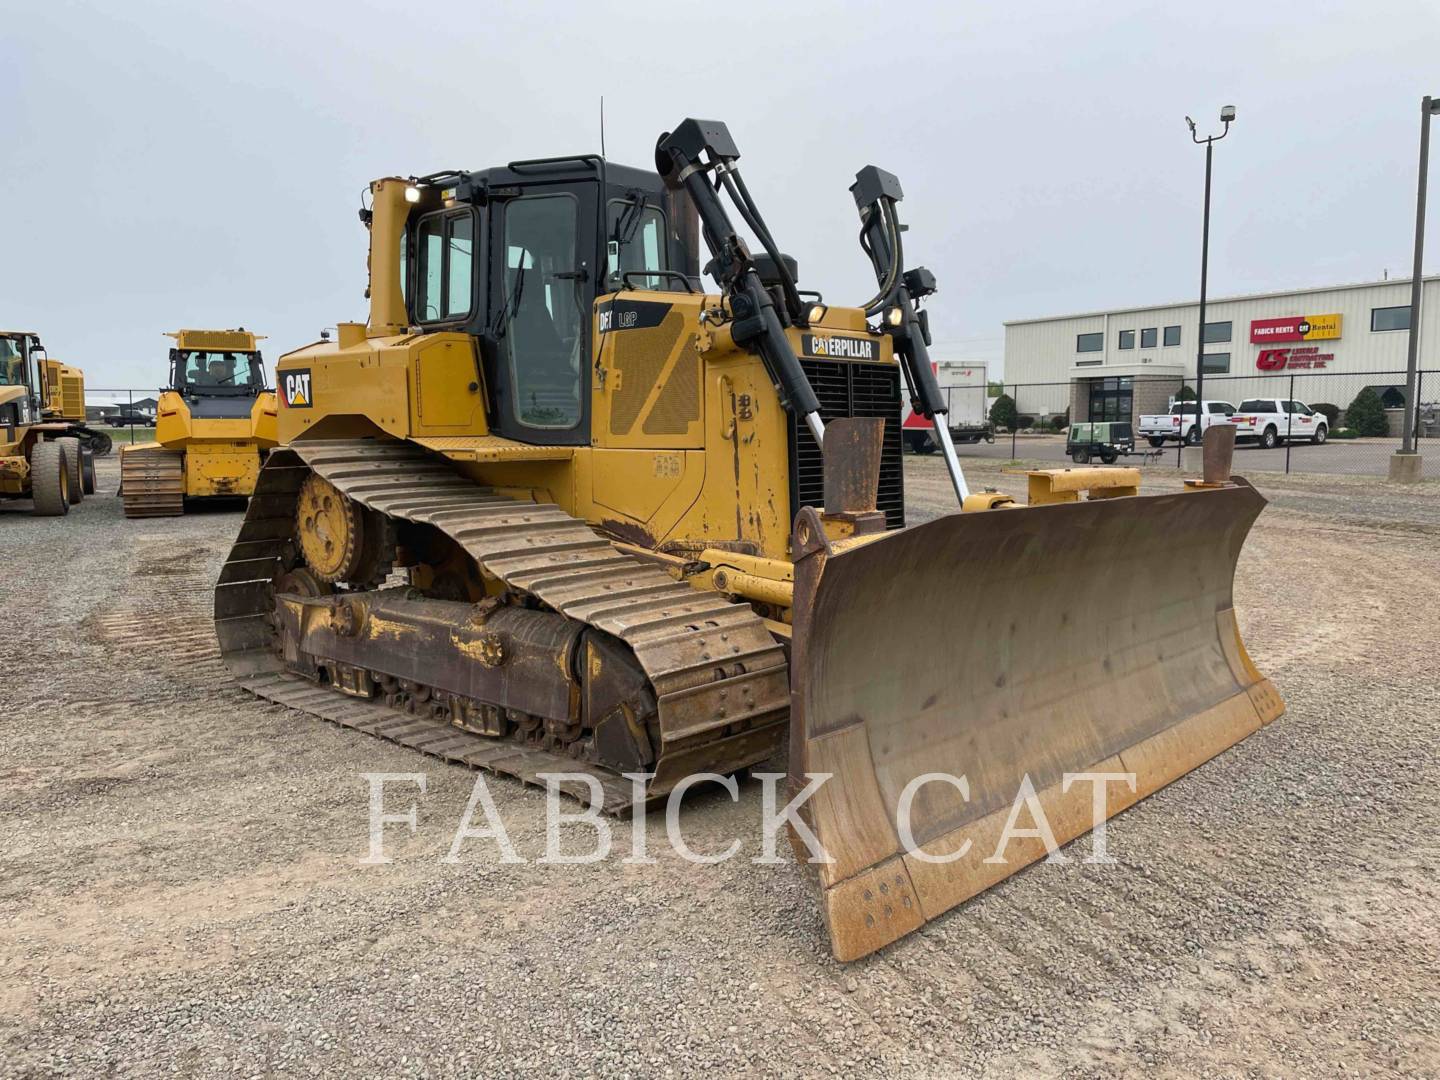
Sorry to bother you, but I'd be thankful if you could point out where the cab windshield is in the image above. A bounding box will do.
[175,350,265,392]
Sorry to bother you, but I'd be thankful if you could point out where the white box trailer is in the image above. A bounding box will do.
[902,360,994,452]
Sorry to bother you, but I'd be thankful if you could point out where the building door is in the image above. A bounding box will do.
[1087,376,1133,422]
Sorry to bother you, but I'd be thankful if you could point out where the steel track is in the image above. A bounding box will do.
[120,446,185,517]
[213,438,790,812]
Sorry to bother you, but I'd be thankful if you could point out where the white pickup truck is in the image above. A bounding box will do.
[1137,400,1237,447]
[1230,398,1329,448]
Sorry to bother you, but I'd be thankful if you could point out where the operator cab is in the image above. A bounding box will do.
[165,329,269,419]
[400,159,700,446]
[0,331,46,425]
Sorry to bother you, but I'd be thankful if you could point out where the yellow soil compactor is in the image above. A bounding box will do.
[0,330,97,515]
[120,329,278,517]
[213,119,1283,960]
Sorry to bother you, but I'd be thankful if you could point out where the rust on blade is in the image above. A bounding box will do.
[822,416,886,516]
[1202,423,1238,485]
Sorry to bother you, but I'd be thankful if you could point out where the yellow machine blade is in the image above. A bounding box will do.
[787,480,1284,961]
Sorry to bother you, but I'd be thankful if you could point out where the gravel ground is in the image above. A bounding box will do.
[2,454,1437,1078]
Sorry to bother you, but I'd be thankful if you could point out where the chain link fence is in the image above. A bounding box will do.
[936,369,1437,478]
[86,373,1439,479]
[80,388,166,449]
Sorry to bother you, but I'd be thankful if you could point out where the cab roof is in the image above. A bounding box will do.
[440,158,667,202]
[165,329,265,351]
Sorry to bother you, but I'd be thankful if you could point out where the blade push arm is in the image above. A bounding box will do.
[655,119,827,447]
[851,166,971,503]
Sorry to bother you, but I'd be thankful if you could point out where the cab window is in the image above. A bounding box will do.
[415,208,477,322]
[606,200,668,289]
[501,194,582,430]
[0,336,24,386]
[178,351,265,389]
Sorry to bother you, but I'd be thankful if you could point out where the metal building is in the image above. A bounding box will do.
[1003,275,1440,425]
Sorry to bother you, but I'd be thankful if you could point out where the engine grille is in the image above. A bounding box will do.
[788,359,905,530]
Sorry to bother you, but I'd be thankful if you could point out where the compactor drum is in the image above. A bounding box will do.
[120,329,278,517]
[215,119,1282,959]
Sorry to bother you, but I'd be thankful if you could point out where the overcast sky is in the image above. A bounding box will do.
[4,0,1438,388]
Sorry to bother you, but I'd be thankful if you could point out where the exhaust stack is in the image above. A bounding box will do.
[365,178,412,338]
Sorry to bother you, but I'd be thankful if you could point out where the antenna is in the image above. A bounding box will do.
[600,95,606,158]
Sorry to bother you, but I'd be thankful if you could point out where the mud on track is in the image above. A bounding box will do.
[2,455,1437,1077]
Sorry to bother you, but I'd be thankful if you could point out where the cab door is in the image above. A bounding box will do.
[1289,400,1316,441]
[486,188,596,446]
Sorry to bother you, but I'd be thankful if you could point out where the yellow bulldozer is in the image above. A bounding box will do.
[119,329,279,517]
[0,330,95,514]
[214,119,1283,960]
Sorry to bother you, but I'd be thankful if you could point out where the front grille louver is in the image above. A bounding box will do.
[787,359,905,531]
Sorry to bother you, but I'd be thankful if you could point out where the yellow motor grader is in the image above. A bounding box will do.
[0,330,92,514]
[214,119,1282,960]
[120,329,278,517]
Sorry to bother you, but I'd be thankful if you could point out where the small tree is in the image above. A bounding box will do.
[1311,402,1340,427]
[987,380,1005,398]
[1176,384,1197,401]
[989,393,1018,431]
[1344,387,1389,437]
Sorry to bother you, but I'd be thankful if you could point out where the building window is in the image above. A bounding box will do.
[1203,320,1232,343]
[1077,332,1103,353]
[1201,353,1230,374]
[1075,359,1103,367]
[1140,327,1157,348]
[1118,330,1134,350]
[1163,325,1181,346]
[1371,305,1411,332]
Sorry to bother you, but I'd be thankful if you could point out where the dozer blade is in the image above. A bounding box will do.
[787,477,1283,962]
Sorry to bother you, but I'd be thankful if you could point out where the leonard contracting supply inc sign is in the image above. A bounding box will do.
[1251,313,1341,370]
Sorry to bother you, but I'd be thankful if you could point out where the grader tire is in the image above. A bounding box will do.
[30,440,70,516]
[57,437,84,503]
[80,450,97,495]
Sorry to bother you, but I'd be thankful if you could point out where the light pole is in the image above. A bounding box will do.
[1399,95,1440,463]
[1186,106,1235,447]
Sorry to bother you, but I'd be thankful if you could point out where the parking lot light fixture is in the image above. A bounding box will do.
[1398,95,1440,462]
[1187,106,1235,436]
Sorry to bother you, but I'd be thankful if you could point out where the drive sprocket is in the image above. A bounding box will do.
[296,474,364,583]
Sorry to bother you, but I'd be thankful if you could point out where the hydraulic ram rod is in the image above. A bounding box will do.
[655,120,827,444]
[851,166,971,505]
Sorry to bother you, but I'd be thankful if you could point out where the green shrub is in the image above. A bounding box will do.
[989,393,1018,431]
[1343,387,1389,437]
[1311,402,1340,427]
[1176,384,1197,402]
[1331,427,1359,440]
